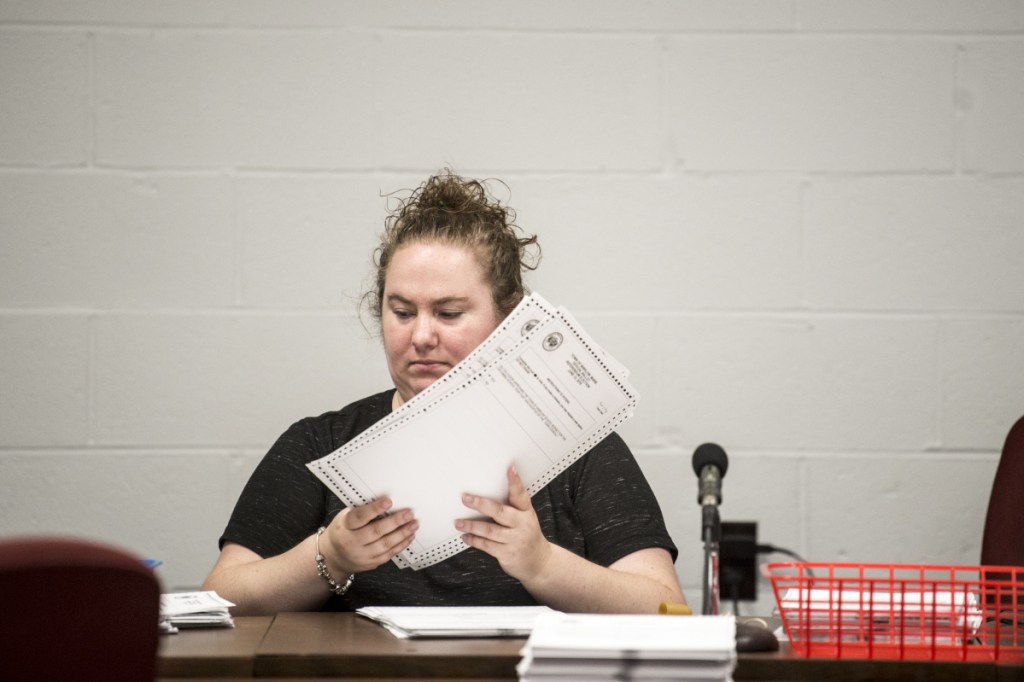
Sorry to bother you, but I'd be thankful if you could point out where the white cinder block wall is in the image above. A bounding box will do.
[2,2,1023,614]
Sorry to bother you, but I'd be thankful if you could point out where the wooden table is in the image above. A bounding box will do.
[158,616,273,678]
[258,612,521,679]
[157,612,1024,680]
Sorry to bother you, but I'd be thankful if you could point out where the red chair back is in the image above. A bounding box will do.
[982,416,1024,567]
[0,536,161,681]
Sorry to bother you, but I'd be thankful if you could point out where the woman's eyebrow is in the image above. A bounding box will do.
[386,294,471,307]
[433,297,471,307]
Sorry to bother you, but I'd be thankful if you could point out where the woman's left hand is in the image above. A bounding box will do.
[456,465,552,583]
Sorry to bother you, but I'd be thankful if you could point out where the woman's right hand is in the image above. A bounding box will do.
[322,497,418,574]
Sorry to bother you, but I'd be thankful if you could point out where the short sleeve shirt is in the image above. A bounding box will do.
[220,390,677,610]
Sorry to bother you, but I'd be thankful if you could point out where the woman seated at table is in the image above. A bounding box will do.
[202,169,686,616]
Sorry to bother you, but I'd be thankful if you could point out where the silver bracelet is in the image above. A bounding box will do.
[315,526,354,596]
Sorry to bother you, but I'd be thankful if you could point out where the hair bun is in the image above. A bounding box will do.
[365,168,541,323]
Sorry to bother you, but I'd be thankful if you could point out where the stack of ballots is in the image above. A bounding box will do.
[517,612,737,681]
[308,292,639,571]
[159,591,235,634]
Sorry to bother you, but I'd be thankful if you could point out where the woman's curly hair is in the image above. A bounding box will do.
[364,169,541,322]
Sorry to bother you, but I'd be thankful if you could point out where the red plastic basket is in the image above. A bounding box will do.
[762,562,1024,662]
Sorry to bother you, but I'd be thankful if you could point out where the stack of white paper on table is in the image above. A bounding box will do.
[308,293,638,571]
[356,605,557,638]
[777,587,983,643]
[517,613,737,682]
[159,591,235,634]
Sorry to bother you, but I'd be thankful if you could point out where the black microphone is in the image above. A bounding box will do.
[693,442,729,617]
[692,442,728,507]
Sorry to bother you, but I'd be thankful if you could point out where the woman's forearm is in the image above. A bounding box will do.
[201,536,330,616]
[520,546,686,614]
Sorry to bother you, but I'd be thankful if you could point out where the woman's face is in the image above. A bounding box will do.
[382,241,501,407]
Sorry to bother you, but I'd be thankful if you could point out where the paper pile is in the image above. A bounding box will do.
[159,591,235,634]
[356,605,556,638]
[517,613,737,681]
[777,587,983,644]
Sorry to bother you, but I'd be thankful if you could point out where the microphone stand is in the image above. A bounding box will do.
[701,491,779,653]
[701,503,721,616]
[692,443,779,652]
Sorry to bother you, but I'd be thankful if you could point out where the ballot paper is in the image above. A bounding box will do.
[356,605,557,638]
[517,613,737,681]
[308,293,638,570]
[159,591,235,634]
[777,587,984,642]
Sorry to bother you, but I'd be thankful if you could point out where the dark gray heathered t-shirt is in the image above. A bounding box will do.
[220,389,677,611]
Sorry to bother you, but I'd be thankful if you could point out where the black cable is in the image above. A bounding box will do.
[720,565,744,616]
[756,544,814,577]
[756,544,807,563]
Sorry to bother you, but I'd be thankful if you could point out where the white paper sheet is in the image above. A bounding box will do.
[356,605,557,638]
[159,591,235,633]
[307,293,638,570]
[517,613,737,681]
[520,613,737,660]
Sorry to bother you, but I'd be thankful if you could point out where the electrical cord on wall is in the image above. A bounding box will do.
[756,543,811,567]
[722,543,813,616]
